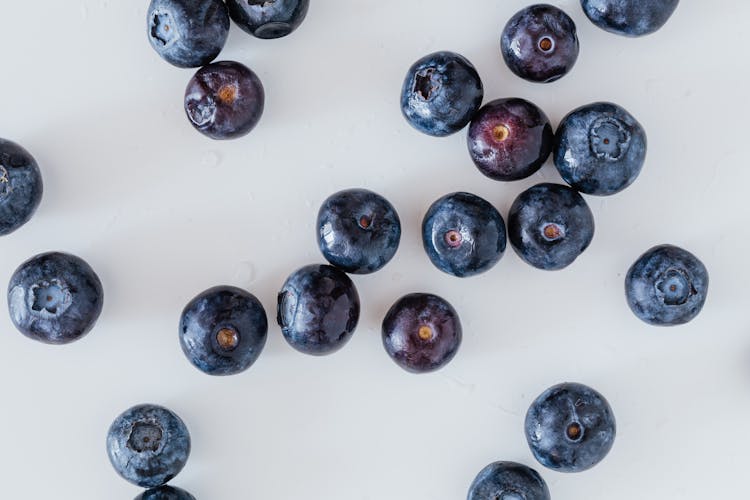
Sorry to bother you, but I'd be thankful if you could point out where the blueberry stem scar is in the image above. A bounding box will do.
[492,124,510,142]
[418,325,433,341]
[216,327,239,350]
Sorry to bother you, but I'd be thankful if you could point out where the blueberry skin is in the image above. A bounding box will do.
[0,138,43,236]
[147,0,229,68]
[277,264,360,355]
[581,0,679,37]
[107,404,191,488]
[625,244,708,326]
[525,382,616,473]
[508,183,595,270]
[226,0,309,39]
[7,252,103,345]
[467,98,553,181]
[135,486,196,500]
[185,61,265,140]
[317,189,401,274]
[468,461,550,500]
[501,4,579,83]
[422,192,506,277]
[400,51,484,137]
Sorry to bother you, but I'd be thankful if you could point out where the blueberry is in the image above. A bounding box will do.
[7,252,103,345]
[135,485,196,500]
[501,4,579,83]
[317,189,401,274]
[468,461,550,500]
[581,0,679,37]
[525,382,616,472]
[381,293,461,373]
[0,138,43,236]
[147,0,229,68]
[467,98,553,181]
[277,264,360,355]
[184,61,265,140]
[107,404,191,488]
[227,0,309,39]
[625,244,708,326]
[400,51,484,137]
[508,183,595,270]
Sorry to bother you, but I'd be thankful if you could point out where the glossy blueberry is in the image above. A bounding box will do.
[625,244,708,326]
[400,51,484,137]
[135,485,196,500]
[277,264,360,355]
[317,188,401,274]
[468,461,550,500]
[525,382,616,472]
[0,138,43,236]
[185,61,265,140]
[147,0,229,68]
[7,252,103,345]
[581,0,679,37]
[501,4,579,83]
[508,183,595,270]
[107,404,191,488]
[467,98,553,181]
[382,293,461,373]
[227,0,309,39]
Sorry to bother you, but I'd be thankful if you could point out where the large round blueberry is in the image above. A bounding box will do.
[501,4,579,83]
[508,183,595,270]
[107,404,191,488]
[147,0,229,68]
[525,382,616,472]
[317,189,401,274]
[381,293,461,373]
[135,485,196,500]
[7,252,103,345]
[184,61,265,140]
[467,98,553,181]
[226,0,309,39]
[277,264,360,355]
[400,51,484,137]
[468,461,550,500]
[625,244,708,326]
[1,138,43,236]
[581,0,679,37]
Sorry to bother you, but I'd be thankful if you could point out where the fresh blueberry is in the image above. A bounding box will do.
[107,404,191,488]
[7,252,103,345]
[581,0,679,37]
[508,183,595,270]
[147,0,229,68]
[468,461,550,500]
[467,98,553,181]
[625,244,708,326]
[135,485,196,500]
[525,382,616,472]
[277,264,360,355]
[381,293,462,373]
[184,61,265,140]
[0,138,43,236]
[501,4,579,83]
[400,51,484,137]
[226,0,309,39]
[317,188,401,274]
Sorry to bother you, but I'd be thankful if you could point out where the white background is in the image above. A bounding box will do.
[1,1,747,498]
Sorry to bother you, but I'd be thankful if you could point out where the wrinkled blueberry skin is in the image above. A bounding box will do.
[468,461,550,500]
[185,61,265,140]
[501,4,579,83]
[317,189,401,274]
[400,51,484,137]
[467,98,553,181]
[508,183,595,270]
[277,265,360,355]
[107,404,191,488]
[625,244,708,326]
[0,138,43,236]
[147,0,229,68]
[135,485,196,500]
[227,0,309,39]
[382,293,462,373]
[581,0,679,37]
[7,252,103,345]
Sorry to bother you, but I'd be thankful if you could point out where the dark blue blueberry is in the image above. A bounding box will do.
[625,244,708,326]
[7,252,103,345]
[400,51,484,137]
[0,138,43,236]
[525,382,616,473]
[277,264,360,355]
[501,4,579,83]
[107,404,191,488]
[135,485,196,500]
[147,0,229,68]
[179,286,268,375]
[227,0,309,39]
[317,189,401,274]
[185,61,265,140]
[581,0,679,37]
[508,183,595,270]
[422,192,506,277]
[468,462,550,500]
[381,293,461,373]
[467,98,553,181]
